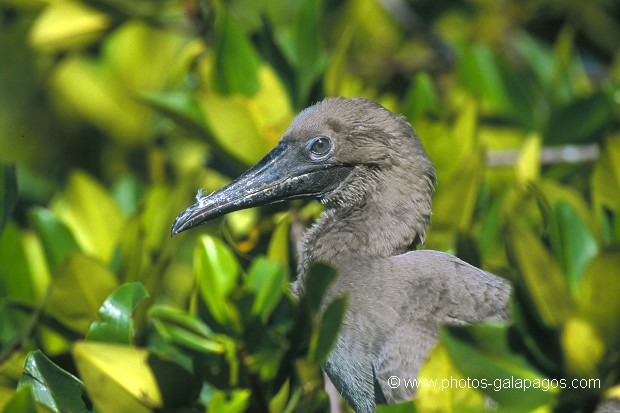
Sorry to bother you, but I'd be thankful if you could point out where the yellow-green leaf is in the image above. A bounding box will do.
[48,254,118,333]
[579,251,620,347]
[516,133,542,185]
[508,222,573,327]
[28,1,109,50]
[73,342,161,413]
[267,214,292,269]
[417,343,485,412]
[51,171,123,263]
[561,317,604,378]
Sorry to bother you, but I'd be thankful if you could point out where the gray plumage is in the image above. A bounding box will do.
[172,97,511,412]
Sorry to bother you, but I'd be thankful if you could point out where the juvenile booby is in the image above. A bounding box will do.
[172,97,511,412]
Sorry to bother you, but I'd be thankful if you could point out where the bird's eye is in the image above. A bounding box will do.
[309,136,332,159]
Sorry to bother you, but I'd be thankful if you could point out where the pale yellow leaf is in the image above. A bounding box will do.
[73,342,161,413]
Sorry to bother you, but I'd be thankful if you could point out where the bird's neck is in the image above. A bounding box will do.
[292,166,434,296]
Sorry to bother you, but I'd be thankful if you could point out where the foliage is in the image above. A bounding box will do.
[1,0,620,412]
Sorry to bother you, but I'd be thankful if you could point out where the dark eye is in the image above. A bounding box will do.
[309,136,332,158]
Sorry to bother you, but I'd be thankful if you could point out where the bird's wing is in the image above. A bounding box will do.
[390,249,511,323]
[372,249,511,403]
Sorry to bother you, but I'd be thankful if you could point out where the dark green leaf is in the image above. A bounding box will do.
[300,262,337,315]
[0,162,17,237]
[2,385,41,413]
[545,93,613,145]
[0,223,35,302]
[509,284,563,374]
[147,353,202,407]
[512,31,554,92]
[246,257,287,321]
[549,201,599,297]
[18,350,91,413]
[86,282,149,344]
[212,10,260,96]
[441,325,556,409]
[29,208,81,273]
[149,305,225,354]
[497,58,538,128]
[308,296,347,364]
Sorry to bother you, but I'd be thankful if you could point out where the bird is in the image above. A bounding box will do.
[171,97,511,412]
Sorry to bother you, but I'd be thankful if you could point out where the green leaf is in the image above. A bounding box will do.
[507,222,574,327]
[512,31,554,92]
[29,207,81,274]
[580,251,620,348]
[549,201,599,297]
[286,0,328,106]
[1,385,46,413]
[111,174,143,217]
[592,137,620,215]
[139,91,207,138]
[432,152,483,233]
[18,350,91,413]
[0,223,35,303]
[194,234,241,329]
[267,214,292,269]
[212,10,260,96]
[441,325,556,409]
[308,296,347,364]
[324,24,356,97]
[73,342,160,413]
[376,401,417,413]
[47,253,118,333]
[51,170,123,263]
[404,72,439,122]
[545,93,613,145]
[146,353,202,408]
[0,162,17,237]
[208,389,250,413]
[86,282,149,344]
[458,43,508,112]
[300,262,337,315]
[149,305,225,354]
[246,257,287,321]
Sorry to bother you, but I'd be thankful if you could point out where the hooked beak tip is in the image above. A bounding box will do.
[170,207,197,237]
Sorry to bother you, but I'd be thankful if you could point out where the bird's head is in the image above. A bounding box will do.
[171,97,434,236]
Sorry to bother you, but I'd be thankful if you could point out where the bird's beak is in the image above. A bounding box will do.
[171,141,353,235]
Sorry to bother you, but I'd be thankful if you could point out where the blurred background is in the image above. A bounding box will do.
[1,0,620,412]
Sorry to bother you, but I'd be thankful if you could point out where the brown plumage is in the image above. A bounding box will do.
[172,97,511,412]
